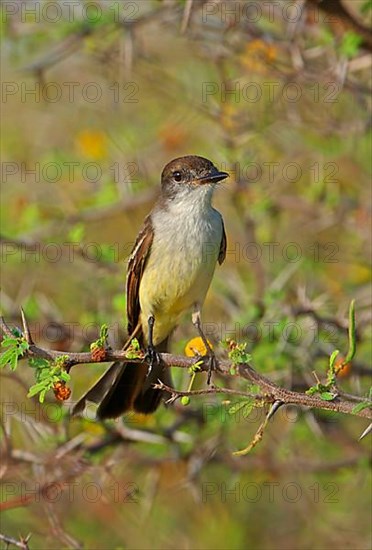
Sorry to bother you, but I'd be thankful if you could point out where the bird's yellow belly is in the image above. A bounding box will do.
[139,240,220,345]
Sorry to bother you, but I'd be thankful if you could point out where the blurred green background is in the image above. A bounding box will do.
[1,1,371,549]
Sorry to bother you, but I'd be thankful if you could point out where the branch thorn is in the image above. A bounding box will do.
[359,422,372,441]
[20,308,34,345]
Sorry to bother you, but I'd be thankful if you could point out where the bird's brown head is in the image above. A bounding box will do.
[160,155,229,201]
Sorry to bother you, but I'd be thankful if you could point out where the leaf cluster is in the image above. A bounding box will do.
[0,330,29,371]
[27,356,71,403]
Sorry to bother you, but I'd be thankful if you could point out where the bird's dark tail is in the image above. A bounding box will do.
[72,337,171,419]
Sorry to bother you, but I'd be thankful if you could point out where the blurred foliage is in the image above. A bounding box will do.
[1,0,371,549]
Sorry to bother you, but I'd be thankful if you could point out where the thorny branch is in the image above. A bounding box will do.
[1,316,371,421]
[0,533,31,550]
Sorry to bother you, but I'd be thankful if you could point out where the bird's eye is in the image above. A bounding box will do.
[173,171,183,182]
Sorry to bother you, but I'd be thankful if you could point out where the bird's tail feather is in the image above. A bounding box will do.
[72,337,171,418]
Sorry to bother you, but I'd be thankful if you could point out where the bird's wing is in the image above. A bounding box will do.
[126,215,154,335]
[72,218,154,417]
[218,217,227,265]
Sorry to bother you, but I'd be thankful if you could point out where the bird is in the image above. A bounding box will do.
[72,155,229,418]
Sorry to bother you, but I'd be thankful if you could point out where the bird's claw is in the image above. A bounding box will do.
[202,352,217,385]
[145,345,161,375]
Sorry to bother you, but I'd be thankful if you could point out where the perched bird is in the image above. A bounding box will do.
[73,155,229,418]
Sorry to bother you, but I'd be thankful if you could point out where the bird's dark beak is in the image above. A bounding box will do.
[197,169,229,184]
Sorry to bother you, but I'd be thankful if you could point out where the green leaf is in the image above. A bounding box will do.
[242,401,255,418]
[188,361,202,374]
[27,382,48,397]
[225,340,252,365]
[181,396,190,406]
[29,358,50,369]
[1,337,18,347]
[329,350,340,369]
[0,334,29,370]
[326,349,340,385]
[39,369,52,380]
[125,338,143,359]
[54,355,69,368]
[39,389,47,403]
[60,371,71,382]
[344,300,356,363]
[19,341,29,353]
[320,391,337,401]
[352,401,372,414]
[246,384,261,395]
[90,324,109,352]
[0,349,17,368]
[10,353,18,371]
[229,401,250,415]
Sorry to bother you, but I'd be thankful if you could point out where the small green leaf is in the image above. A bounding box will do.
[28,382,48,397]
[352,401,372,414]
[242,401,254,418]
[90,324,109,352]
[39,389,47,403]
[181,396,190,406]
[225,340,252,365]
[344,300,356,363]
[188,360,202,374]
[10,354,18,371]
[1,337,18,347]
[54,355,69,368]
[29,358,50,369]
[246,384,261,395]
[0,334,29,370]
[39,369,52,380]
[19,341,29,353]
[0,349,17,368]
[129,337,140,350]
[125,338,143,359]
[320,391,337,401]
[229,401,249,415]
[329,350,340,369]
[60,371,71,382]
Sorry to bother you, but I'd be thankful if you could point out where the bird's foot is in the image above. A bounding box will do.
[145,344,161,376]
[202,351,217,385]
[145,315,161,375]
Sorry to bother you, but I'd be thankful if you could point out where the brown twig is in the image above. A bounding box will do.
[1,316,371,420]
[153,381,266,405]
[233,401,283,456]
[0,533,31,550]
